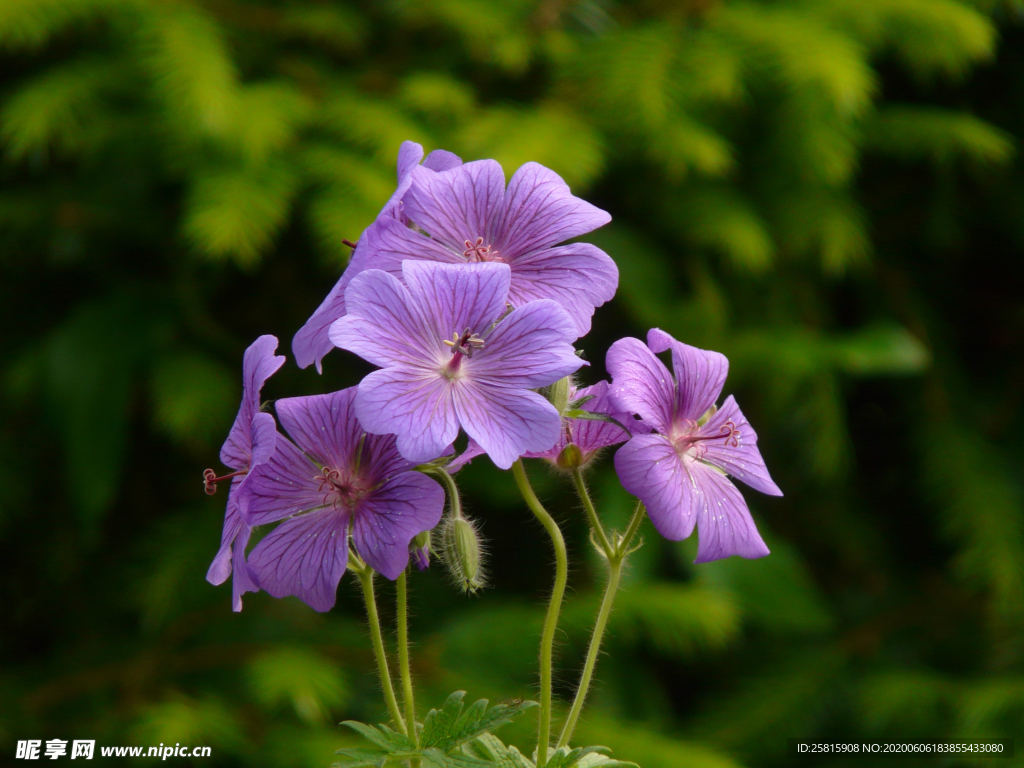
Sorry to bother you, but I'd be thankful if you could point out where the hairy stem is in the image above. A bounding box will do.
[557,502,647,749]
[571,469,612,557]
[356,568,406,735]
[395,571,418,747]
[556,557,622,748]
[512,459,567,768]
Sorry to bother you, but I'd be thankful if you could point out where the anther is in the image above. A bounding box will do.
[342,239,358,249]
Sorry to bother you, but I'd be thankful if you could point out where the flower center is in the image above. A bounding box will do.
[441,326,485,375]
[670,419,740,460]
[315,466,368,509]
[462,237,501,262]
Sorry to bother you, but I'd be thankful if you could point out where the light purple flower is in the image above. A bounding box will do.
[608,329,781,563]
[206,334,285,612]
[329,260,585,470]
[242,387,444,612]
[367,159,617,336]
[451,380,648,471]
[293,141,463,372]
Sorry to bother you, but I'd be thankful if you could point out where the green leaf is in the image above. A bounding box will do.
[0,57,120,160]
[865,106,1013,166]
[183,161,300,266]
[341,721,414,753]
[421,690,538,752]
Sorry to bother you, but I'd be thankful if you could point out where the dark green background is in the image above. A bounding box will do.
[1,0,1022,765]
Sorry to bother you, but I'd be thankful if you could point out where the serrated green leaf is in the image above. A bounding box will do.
[342,721,414,753]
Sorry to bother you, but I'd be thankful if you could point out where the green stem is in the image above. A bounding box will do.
[356,567,407,735]
[395,571,418,747]
[556,557,622,749]
[430,467,462,519]
[512,459,567,768]
[571,469,612,557]
[556,502,647,749]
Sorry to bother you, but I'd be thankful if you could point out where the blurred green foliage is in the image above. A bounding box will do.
[1,0,1023,766]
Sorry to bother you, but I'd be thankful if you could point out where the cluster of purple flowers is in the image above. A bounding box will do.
[206,141,781,612]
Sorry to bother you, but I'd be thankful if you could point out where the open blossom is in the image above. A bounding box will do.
[450,379,648,472]
[292,141,462,372]
[365,159,617,336]
[608,329,781,563]
[242,387,444,612]
[206,335,285,611]
[329,260,584,469]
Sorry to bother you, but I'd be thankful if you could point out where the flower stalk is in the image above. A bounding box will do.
[395,571,418,747]
[512,459,568,768]
[353,559,407,735]
[556,499,647,749]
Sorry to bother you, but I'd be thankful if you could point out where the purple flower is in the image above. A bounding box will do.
[608,329,781,563]
[206,335,285,612]
[528,380,649,467]
[452,380,648,471]
[293,141,463,372]
[329,260,585,469]
[242,387,444,612]
[367,159,617,336]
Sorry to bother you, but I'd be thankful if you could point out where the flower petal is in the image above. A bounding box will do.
[405,160,506,251]
[275,388,362,470]
[292,145,461,372]
[606,337,676,434]
[243,437,326,527]
[331,268,440,369]
[453,384,561,470]
[206,478,245,586]
[647,328,728,423]
[230,522,258,612]
[422,148,462,172]
[699,395,782,496]
[353,471,445,580]
[508,242,618,335]
[249,412,278,467]
[447,440,486,473]
[614,434,697,541]
[568,380,649,452]
[691,464,770,563]
[247,508,350,612]
[221,335,285,469]
[355,368,459,464]
[469,299,583,389]
[493,162,611,260]
[402,260,511,341]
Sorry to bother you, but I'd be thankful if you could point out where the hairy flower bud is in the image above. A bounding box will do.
[440,516,486,593]
[555,443,584,469]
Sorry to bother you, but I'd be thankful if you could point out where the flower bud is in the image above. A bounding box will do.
[555,442,584,469]
[410,529,432,571]
[440,516,486,593]
[544,376,573,416]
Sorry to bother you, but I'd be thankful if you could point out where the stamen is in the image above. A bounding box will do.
[462,237,499,262]
[444,327,486,359]
[719,420,740,447]
[342,238,358,249]
[203,468,246,495]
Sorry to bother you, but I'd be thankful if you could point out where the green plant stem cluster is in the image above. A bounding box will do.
[512,460,647,766]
